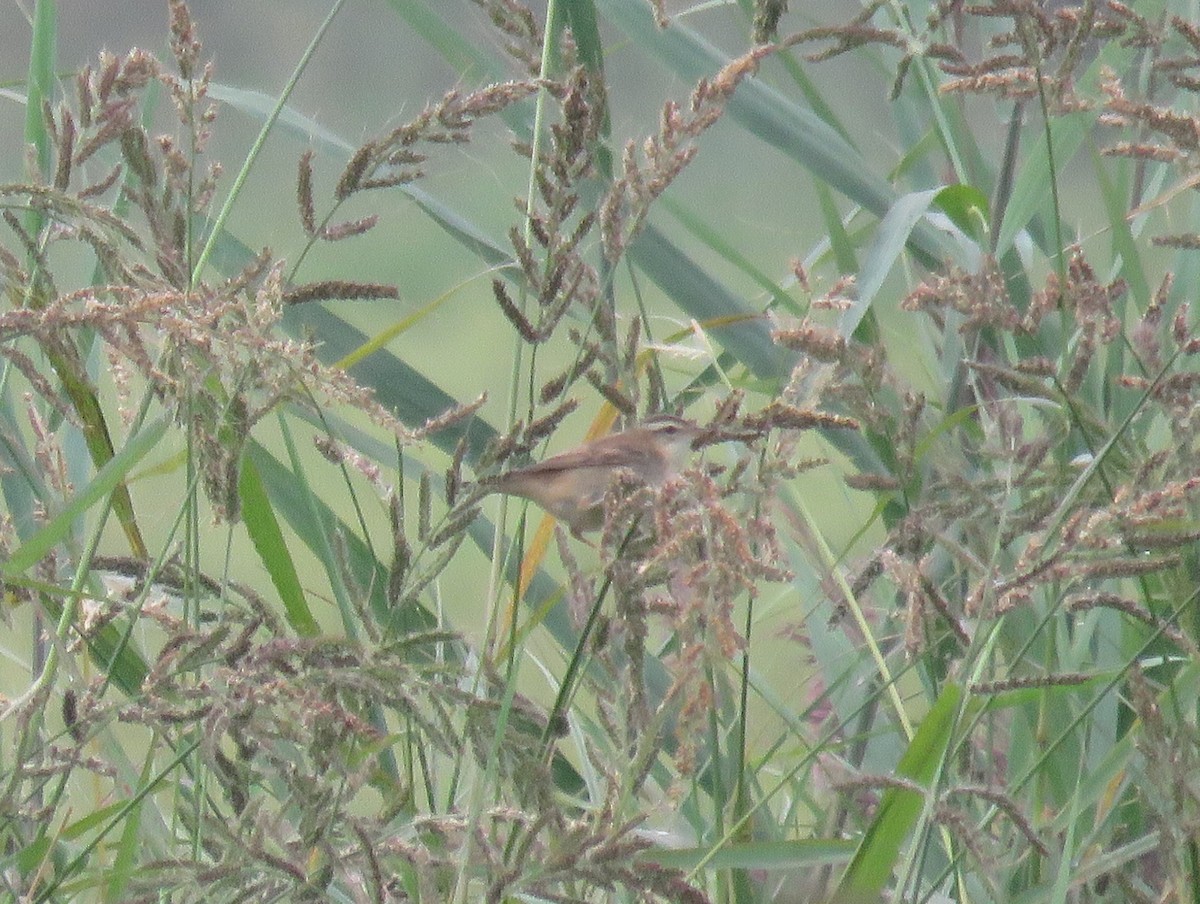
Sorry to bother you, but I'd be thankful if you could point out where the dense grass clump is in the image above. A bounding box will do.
[3,1,1200,901]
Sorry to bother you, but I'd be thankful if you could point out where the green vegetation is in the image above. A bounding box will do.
[2,1,1200,901]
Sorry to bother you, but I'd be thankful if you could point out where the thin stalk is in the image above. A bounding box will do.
[483,0,565,658]
[190,0,348,284]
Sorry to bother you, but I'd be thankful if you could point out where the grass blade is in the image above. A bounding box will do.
[835,683,963,900]
[239,453,320,637]
[3,416,168,577]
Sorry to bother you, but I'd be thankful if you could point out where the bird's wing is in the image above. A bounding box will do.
[509,440,639,476]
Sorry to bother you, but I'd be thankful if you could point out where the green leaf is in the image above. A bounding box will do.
[628,224,791,381]
[49,350,148,557]
[3,417,168,577]
[103,752,151,904]
[994,111,1089,257]
[14,834,51,875]
[562,0,605,81]
[246,441,439,639]
[661,194,802,315]
[933,183,990,245]
[817,181,859,275]
[282,303,497,463]
[836,682,963,899]
[840,188,938,340]
[0,402,49,540]
[240,454,320,636]
[382,0,508,83]
[645,838,854,872]
[208,82,350,150]
[24,0,56,219]
[594,0,951,266]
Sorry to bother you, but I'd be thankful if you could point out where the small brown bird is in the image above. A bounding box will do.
[489,414,704,537]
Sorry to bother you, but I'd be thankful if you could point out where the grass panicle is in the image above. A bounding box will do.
[8,1,1200,902]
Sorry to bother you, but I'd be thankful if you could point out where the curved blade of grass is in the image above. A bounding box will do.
[273,411,378,663]
[1039,348,1177,561]
[629,224,791,380]
[239,453,319,637]
[0,405,161,697]
[383,0,508,84]
[19,2,147,559]
[764,34,855,147]
[0,399,48,540]
[246,440,444,641]
[192,0,350,281]
[211,47,792,391]
[838,188,939,340]
[206,225,554,640]
[3,416,168,577]
[22,798,124,860]
[282,303,497,463]
[198,217,500,465]
[4,588,148,697]
[994,111,1089,258]
[23,0,55,227]
[31,735,200,904]
[384,2,934,379]
[1167,192,1200,310]
[332,265,506,372]
[660,194,803,315]
[933,183,990,247]
[595,0,951,267]
[207,83,519,274]
[207,82,350,150]
[835,682,963,900]
[562,0,605,80]
[1092,143,1144,412]
[646,837,854,871]
[102,746,152,903]
[401,183,520,273]
[49,349,148,557]
[1048,771,1082,904]
[817,181,860,274]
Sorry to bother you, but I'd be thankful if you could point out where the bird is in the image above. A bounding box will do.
[488,413,705,538]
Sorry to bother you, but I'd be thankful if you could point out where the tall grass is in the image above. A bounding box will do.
[2,1,1200,902]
